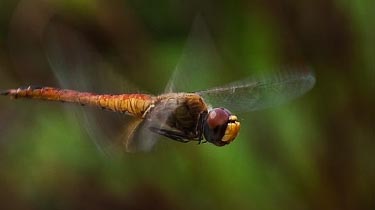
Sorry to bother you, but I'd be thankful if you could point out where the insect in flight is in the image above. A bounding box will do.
[1,70,315,149]
[0,18,315,152]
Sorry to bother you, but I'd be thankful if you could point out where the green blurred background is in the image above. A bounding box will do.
[0,0,373,209]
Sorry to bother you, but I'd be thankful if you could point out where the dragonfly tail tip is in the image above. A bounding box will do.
[0,90,10,96]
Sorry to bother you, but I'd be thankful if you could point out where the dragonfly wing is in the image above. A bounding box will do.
[115,118,157,153]
[197,69,316,113]
[45,21,142,155]
[165,15,225,94]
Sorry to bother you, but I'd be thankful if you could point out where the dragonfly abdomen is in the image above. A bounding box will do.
[1,86,154,117]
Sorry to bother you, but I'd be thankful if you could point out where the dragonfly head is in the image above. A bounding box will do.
[203,108,240,146]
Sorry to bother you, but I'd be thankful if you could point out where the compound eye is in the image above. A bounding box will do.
[203,108,231,146]
[204,108,240,146]
[207,108,230,129]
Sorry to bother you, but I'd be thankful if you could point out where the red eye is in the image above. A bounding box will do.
[207,108,230,128]
[203,108,233,146]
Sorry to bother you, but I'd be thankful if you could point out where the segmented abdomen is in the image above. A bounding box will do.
[1,86,154,118]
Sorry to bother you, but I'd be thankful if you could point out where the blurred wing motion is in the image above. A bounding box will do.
[166,16,315,114]
[165,15,224,94]
[44,21,152,154]
[197,69,315,113]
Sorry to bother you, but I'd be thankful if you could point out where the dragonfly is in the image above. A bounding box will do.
[1,85,241,146]
[0,18,315,152]
[0,70,315,148]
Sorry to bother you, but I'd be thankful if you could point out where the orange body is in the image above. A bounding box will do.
[1,86,154,118]
[1,86,241,148]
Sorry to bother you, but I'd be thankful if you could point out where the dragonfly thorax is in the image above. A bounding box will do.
[203,108,240,146]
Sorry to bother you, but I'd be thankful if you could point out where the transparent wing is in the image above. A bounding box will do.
[124,107,173,153]
[197,68,316,113]
[120,118,160,153]
[165,15,225,94]
[165,16,316,114]
[44,21,156,154]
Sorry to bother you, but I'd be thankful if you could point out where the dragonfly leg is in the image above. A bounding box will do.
[142,104,155,118]
[195,111,207,144]
[149,127,191,143]
[198,139,208,144]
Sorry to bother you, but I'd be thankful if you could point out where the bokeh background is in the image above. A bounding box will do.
[0,0,373,209]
